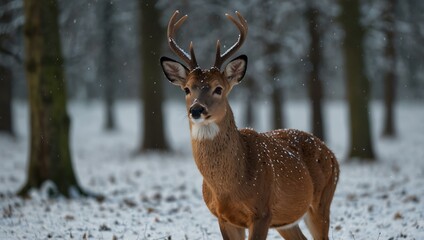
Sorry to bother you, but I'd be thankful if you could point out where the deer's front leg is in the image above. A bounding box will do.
[218,219,246,240]
[248,212,271,240]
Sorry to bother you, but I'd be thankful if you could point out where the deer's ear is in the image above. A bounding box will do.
[224,55,247,88]
[160,57,189,86]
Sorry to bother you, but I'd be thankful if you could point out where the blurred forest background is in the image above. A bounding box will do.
[0,0,423,196]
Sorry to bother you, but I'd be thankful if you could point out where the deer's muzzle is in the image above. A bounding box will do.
[189,103,206,120]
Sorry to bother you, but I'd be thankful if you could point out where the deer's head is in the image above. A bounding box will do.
[160,11,248,138]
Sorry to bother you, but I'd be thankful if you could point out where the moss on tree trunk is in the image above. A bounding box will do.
[19,0,84,198]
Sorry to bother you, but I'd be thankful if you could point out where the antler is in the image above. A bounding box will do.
[214,11,248,70]
[167,10,198,69]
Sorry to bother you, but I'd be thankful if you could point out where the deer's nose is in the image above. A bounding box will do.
[190,104,205,119]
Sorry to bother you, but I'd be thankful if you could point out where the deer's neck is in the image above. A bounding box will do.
[190,105,246,193]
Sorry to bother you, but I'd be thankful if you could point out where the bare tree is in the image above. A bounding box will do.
[0,65,13,135]
[248,1,306,131]
[399,0,424,99]
[382,0,397,137]
[339,0,376,160]
[257,3,287,130]
[138,0,168,151]
[306,5,325,141]
[98,0,116,130]
[243,76,256,127]
[266,43,285,130]
[0,0,17,135]
[19,0,84,197]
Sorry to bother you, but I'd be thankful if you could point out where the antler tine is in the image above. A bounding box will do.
[189,42,198,68]
[215,40,222,69]
[214,11,248,69]
[167,10,198,69]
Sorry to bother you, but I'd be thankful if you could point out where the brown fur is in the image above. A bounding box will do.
[190,102,339,239]
[161,11,339,239]
[160,64,340,239]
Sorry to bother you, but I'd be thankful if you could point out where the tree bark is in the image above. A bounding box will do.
[339,0,376,161]
[19,0,84,197]
[265,43,285,130]
[244,76,255,128]
[271,84,284,130]
[138,0,168,151]
[0,66,13,135]
[382,0,397,138]
[100,0,116,131]
[306,6,325,141]
[0,0,14,135]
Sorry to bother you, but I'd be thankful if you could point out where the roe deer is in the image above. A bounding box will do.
[160,10,339,240]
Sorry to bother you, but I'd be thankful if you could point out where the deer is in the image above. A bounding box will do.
[160,10,339,240]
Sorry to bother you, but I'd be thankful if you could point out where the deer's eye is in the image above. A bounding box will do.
[213,86,223,95]
[184,88,190,95]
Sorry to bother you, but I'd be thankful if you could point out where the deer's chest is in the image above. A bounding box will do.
[202,181,256,228]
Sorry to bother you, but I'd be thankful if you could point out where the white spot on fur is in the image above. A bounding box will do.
[191,122,219,140]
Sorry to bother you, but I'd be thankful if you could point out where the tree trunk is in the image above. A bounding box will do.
[244,76,255,128]
[0,0,14,135]
[138,0,168,151]
[382,0,397,138]
[100,0,116,131]
[306,6,325,141]
[265,43,285,130]
[403,1,424,99]
[19,0,84,197]
[271,84,284,130]
[339,0,376,161]
[0,66,13,135]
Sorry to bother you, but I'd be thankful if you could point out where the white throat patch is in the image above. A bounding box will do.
[191,122,220,140]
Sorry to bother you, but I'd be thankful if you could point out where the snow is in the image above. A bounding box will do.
[1,100,423,239]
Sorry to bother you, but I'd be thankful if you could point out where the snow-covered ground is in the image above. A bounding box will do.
[0,100,423,239]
